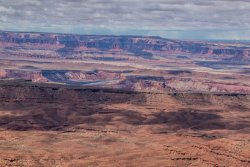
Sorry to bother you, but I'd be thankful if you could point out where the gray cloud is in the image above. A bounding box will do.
[0,0,250,39]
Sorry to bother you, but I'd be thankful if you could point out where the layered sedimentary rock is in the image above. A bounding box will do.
[0,69,47,82]
[1,31,250,94]
[1,69,250,93]
[1,31,250,61]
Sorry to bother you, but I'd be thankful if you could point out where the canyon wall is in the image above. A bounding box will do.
[1,31,250,61]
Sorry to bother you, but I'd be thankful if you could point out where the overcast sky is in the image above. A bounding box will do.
[0,0,250,40]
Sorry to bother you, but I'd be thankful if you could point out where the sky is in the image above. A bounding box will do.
[0,0,250,40]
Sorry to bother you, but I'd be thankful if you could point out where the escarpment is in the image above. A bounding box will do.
[1,31,250,61]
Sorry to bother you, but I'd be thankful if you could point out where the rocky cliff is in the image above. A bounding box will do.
[1,31,250,61]
[0,79,249,108]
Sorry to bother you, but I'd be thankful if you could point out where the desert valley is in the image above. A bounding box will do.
[0,31,249,166]
[0,31,250,93]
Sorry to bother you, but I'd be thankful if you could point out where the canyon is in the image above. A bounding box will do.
[0,31,250,166]
[0,31,250,93]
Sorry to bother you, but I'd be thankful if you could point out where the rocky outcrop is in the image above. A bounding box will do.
[166,78,250,93]
[119,76,250,94]
[41,70,123,83]
[0,69,47,82]
[0,80,147,105]
[1,69,250,93]
[0,79,249,107]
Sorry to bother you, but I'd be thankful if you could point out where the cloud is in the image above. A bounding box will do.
[0,6,15,15]
[0,0,250,40]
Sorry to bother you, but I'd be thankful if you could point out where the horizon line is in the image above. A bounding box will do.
[1,29,250,43]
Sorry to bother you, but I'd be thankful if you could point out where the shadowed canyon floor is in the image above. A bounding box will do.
[0,80,249,166]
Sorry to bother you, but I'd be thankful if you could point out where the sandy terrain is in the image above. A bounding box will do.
[0,80,249,166]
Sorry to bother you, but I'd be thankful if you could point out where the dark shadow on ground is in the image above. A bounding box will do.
[0,80,249,132]
[1,102,249,132]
